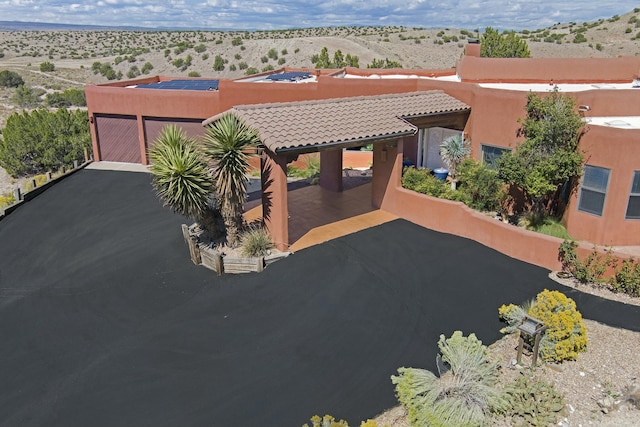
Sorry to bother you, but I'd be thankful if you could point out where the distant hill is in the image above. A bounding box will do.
[0,21,159,31]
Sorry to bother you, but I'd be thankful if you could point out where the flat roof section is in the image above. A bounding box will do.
[478,82,638,92]
[134,79,219,91]
[585,116,640,129]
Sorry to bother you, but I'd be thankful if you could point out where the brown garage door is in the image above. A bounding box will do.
[144,118,207,151]
[95,114,141,163]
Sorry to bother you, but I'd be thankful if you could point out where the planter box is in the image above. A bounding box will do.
[223,255,264,274]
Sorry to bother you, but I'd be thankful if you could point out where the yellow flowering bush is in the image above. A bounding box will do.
[528,289,587,362]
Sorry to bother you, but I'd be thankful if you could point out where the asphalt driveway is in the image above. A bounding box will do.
[0,169,638,427]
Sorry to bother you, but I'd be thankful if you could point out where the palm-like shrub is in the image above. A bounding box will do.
[203,114,259,246]
[439,134,470,188]
[392,331,504,426]
[149,125,218,234]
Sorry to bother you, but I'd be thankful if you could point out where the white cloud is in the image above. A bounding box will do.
[0,0,634,30]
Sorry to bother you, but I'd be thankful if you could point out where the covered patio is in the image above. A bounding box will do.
[205,90,471,251]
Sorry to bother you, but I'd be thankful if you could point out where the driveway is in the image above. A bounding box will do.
[0,170,638,427]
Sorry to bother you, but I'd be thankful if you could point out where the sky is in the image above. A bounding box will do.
[0,0,635,31]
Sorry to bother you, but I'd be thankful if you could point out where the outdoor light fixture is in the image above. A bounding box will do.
[578,105,591,112]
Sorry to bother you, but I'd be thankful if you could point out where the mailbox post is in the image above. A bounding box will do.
[516,315,546,367]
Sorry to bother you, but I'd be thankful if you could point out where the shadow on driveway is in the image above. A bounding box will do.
[0,170,638,427]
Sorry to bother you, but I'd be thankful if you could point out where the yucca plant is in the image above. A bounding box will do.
[439,134,471,189]
[149,125,220,235]
[392,331,505,427]
[202,114,260,246]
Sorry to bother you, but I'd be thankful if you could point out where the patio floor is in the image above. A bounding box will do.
[244,179,398,252]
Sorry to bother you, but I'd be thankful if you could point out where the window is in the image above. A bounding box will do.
[625,171,640,220]
[578,165,610,216]
[481,144,510,169]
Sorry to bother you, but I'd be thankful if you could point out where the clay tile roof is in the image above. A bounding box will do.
[203,90,470,153]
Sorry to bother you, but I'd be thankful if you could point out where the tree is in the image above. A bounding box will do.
[315,47,331,68]
[498,88,584,215]
[333,49,345,68]
[148,125,220,236]
[0,109,90,177]
[202,114,259,246]
[481,27,530,58]
[0,70,24,87]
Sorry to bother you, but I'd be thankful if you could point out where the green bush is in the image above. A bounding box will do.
[500,373,565,426]
[457,159,505,211]
[39,61,55,72]
[558,240,614,284]
[392,331,504,427]
[239,227,274,257]
[0,109,90,177]
[609,258,640,297]
[12,85,44,107]
[45,88,86,107]
[401,167,469,203]
[0,70,24,87]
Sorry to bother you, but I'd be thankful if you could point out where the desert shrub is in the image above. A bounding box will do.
[12,85,44,107]
[499,373,565,426]
[39,61,55,72]
[0,192,16,209]
[24,174,49,191]
[0,70,24,87]
[239,227,274,257]
[392,331,504,427]
[45,88,86,107]
[245,67,258,75]
[213,55,225,71]
[457,159,505,211]
[499,290,587,362]
[194,43,206,53]
[528,289,588,362]
[609,258,640,297]
[558,240,614,284]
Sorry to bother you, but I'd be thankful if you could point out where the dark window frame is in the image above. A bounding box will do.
[480,144,510,169]
[577,164,611,217]
[625,171,640,220]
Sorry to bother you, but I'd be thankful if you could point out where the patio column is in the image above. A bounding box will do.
[261,150,289,251]
[319,149,343,192]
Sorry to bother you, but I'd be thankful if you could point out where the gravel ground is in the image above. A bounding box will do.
[372,276,640,427]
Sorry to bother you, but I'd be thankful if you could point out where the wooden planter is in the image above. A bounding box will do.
[182,224,289,275]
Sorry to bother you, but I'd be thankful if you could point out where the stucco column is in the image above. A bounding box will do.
[137,115,148,166]
[262,150,289,251]
[372,139,401,209]
[319,149,343,192]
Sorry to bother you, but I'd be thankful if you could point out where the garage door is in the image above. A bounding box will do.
[144,118,207,151]
[95,114,141,163]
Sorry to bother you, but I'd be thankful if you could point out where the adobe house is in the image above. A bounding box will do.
[84,44,640,250]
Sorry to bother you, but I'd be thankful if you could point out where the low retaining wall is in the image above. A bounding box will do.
[0,160,92,222]
[386,187,631,272]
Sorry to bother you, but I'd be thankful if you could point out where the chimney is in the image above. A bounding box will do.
[466,38,481,57]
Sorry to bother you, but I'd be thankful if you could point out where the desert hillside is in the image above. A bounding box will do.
[0,9,639,131]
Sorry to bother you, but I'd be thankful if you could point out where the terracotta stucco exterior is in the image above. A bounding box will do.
[86,53,640,254]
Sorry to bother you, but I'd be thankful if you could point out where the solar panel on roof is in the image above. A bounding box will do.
[135,79,219,91]
[265,72,312,82]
